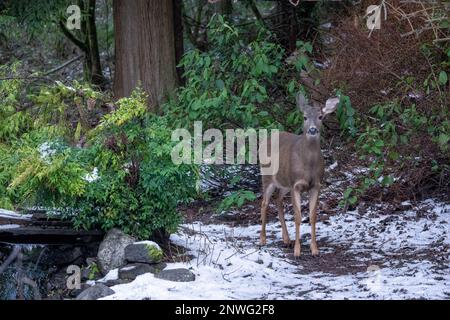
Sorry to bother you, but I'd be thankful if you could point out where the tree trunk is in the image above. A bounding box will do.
[221,0,233,17]
[173,0,184,84]
[113,0,178,111]
[60,0,105,88]
[86,0,105,87]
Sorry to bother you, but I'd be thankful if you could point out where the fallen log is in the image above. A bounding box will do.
[0,209,104,244]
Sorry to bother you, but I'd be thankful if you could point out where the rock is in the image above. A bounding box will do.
[68,283,91,298]
[119,262,167,281]
[97,228,135,274]
[103,278,132,287]
[124,241,163,264]
[75,283,115,300]
[154,268,195,282]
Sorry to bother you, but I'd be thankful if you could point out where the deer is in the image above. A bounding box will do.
[259,93,339,257]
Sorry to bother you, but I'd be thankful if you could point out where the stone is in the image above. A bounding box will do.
[103,278,132,287]
[97,228,135,274]
[154,268,195,282]
[68,283,90,298]
[75,283,115,300]
[119,262,167,281]
[124,241,163,264]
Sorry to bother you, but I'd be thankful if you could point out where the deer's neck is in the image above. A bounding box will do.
[299,136,322,163]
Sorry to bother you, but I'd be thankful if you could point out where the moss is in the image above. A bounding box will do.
[88,263,100,280]
[145,243,163,262]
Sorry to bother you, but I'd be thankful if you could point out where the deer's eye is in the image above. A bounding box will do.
[303,116,307,121]
[318,115,323,120]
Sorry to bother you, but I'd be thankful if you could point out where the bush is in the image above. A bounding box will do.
[165,15,315,132]
[5,89,199,239]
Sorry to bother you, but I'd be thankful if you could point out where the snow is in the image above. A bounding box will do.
[0,209,32,220]
[134,240,161,250]
[0,224,20,230]
[101,200,450,300]
[38,142,57,163]
[120,266,136,271]
[83,167,99,183]
[87,269,119,286]
[328,161,338,170]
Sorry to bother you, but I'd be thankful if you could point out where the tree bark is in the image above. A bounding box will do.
[173,0,184,84]
[113,0,179,111]
[86,0,105,87]
[59,0,105,88]
[221,0,233,17]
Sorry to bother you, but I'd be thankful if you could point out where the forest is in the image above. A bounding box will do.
[0,0,449,301]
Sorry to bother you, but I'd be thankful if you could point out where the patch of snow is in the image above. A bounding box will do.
[120,266,136,271]
[88,269,119,286]
[134,240,161,250]
[0,209,32,220]
[328,161,338,170]
[83,167,99,183]
[408,92,422,100]
[101,200,450,300]
[319,22,332,30]
[38,142,57,163]
[0,224,20,230]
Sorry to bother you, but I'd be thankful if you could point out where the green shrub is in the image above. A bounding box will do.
[217,189,256,213]
[6,90,199,239]
[165,15,315,132]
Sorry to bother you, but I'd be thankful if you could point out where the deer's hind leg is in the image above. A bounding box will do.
[260,182,276,246]
[276,189,290,245]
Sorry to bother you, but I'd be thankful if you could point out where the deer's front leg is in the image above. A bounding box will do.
[292,188,302,257]
[260,183,275,246]
[276,189,290,245]
[309,185,320,256]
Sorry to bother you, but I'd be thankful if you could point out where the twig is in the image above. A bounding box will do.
[0,245,20,275]
[0,55,82,82]
[42,55,82,76]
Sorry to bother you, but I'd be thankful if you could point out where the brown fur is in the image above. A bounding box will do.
[259,94,339,257]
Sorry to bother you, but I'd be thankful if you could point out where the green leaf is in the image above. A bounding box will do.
[438,71,448,85]
[437,133,449,148]
[343,188,353,198]
[381,175,394,186]
[388,151,399,161]
[215,79,225,90]
[304,42,313,54]
[348,196,357,205]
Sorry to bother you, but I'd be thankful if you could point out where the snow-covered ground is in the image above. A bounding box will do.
[102,199,450,300]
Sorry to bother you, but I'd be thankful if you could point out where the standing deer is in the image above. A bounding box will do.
[259,93,339,257]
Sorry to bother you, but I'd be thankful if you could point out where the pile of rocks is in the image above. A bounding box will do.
[76,229,195,300]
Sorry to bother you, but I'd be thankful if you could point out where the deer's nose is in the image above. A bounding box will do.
[308,127,318,135]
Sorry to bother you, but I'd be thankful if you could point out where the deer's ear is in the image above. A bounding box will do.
[322,97,340,115]
[296,92,308,112]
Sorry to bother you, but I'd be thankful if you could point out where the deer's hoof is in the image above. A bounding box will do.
[259,237,266,246]
[311,248,319,256]
[283,237,290,246]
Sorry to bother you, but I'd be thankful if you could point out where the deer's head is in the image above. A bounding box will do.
[296,93,340,140]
